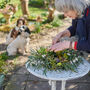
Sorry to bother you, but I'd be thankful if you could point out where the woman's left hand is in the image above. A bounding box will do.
[49,41,70,52]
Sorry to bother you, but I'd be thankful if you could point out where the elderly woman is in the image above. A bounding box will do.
[49,0,90,52]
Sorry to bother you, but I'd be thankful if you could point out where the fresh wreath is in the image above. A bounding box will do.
[27,47,83,75]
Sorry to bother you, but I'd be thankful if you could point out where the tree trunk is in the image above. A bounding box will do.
[20,0,29,16]
[49,0,55,6]
[47,0,55,21]
[48,5,55,22]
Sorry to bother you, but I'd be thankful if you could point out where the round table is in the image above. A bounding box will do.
[26,58,90,90]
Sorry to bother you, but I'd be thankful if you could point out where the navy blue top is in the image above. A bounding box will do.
[68,6,90,52]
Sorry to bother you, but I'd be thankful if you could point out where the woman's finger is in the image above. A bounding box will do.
[52,33,62,45]
[54,48,63,52]
[52,38,58,45]
[50,43,61,51]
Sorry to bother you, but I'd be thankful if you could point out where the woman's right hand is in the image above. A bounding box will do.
[52,30,71,45]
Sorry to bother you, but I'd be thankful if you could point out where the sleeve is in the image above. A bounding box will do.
[75,31,90,52]
[76,40,90,52]
[74,41,78,50]
[67,20,77,36]
[74,16,90,52]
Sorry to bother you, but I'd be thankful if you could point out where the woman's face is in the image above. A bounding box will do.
[64,10,78,19]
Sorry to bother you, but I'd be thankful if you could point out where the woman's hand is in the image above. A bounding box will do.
[49,41,71,52]
[52,30,71,45]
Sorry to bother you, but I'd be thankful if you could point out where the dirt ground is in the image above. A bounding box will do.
[0,18,72,71]
[0,18,90,62]
[0,18,71,53]
[0,18,90,90]
[0,18,90,64]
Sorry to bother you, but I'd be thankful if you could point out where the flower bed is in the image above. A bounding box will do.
[27,47,83,75]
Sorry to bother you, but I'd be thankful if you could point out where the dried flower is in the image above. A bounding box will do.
[42,54,46,58]
[57,62,62,66]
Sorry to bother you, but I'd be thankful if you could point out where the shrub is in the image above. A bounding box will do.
[34,22,41,33]
[29,0,44,8]
[0,17,6,24]
[51,16,62,27]
[0,0,11,9]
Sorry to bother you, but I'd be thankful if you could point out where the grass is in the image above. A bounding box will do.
[29,6,48,15]
[0,0,48,18]
[0,0,63,33]
[0,0,49,33]
[0,52,19,74]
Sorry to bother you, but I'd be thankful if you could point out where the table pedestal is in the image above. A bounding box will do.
[61,80,66,90]
[49,80,66,90]
[26,59,90,90]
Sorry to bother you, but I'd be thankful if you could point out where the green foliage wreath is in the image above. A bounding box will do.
[27,47,83,75]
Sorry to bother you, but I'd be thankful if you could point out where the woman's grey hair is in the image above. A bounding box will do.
[55,0,90,16]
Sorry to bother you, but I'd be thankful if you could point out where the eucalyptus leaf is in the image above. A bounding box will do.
[27,47,83,75]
